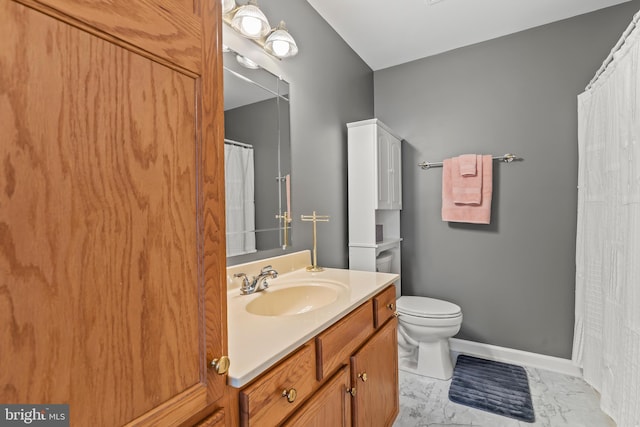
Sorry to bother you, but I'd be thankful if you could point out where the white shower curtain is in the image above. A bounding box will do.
[224,143,256,257]
[574,11,640,427]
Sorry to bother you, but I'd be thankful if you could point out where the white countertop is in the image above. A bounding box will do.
[226,265,398,388]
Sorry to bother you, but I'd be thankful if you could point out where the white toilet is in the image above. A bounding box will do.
[396,296,463,380]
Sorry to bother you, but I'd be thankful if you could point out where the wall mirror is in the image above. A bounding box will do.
[223,48,291,259]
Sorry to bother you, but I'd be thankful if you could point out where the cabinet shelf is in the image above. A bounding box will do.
[348,238,402,252]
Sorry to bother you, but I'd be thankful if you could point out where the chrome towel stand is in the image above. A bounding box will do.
[418,153,522,170]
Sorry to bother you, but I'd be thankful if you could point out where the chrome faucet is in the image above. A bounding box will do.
[234,265,278,295]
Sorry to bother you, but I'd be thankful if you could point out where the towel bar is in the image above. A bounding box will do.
[418,153,522,170]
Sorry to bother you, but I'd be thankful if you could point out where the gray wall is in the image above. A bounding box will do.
[225,0,374,267]
[373,1,640,358]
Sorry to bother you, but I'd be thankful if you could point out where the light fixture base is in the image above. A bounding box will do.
[222,1,298,60]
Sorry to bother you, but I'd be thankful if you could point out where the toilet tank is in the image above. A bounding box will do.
[376,251,393,273]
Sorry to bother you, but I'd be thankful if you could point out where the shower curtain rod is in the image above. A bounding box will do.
[418,153,522,170]
[224,138,253,149]
[586,10,640,90]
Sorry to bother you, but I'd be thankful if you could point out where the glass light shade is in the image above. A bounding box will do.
[264,22,298,58]
[236,54,259,69]
[230,2,270,39]
[222,0,236,15]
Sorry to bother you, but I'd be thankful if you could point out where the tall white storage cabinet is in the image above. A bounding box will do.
[347,119,402,297]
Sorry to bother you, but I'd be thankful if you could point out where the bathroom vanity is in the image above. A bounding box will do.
[225,251,399,426]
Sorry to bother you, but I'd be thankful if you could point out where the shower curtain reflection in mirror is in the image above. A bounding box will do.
[225,140,256,256]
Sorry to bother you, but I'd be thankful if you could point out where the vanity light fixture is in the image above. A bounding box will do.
[235,54,260,69]
[264,21,298,59]
[222,0,236,15]
[230,0,271,39]
[222,0,299,59]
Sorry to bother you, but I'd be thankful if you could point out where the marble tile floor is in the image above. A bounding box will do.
[393,365,615,427]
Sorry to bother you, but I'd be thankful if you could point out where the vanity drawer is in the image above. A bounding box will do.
[239,343,316,426]
[315,300,374,381]
[373,285,397,328]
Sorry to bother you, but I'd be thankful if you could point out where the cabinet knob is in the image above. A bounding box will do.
[346,387,357,396]
[282,388,297,403]
[357,372,368,382]
[209,356,230,375]
[387,303,395,311]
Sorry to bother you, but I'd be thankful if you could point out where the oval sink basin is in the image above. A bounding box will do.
[245,282,345,316]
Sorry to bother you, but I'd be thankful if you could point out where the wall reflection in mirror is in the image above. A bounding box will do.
[223,49,291,259]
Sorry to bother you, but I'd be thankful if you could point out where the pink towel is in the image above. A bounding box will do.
[442,155,493,224]
[458,154,477,176]
[452,154,482,205]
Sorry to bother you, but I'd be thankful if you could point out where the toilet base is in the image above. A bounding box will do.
[398,339,454,380]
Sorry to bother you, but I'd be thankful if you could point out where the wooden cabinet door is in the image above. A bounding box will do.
[350,318,399,427]
[282,366,351,427]
[0,1,227,426]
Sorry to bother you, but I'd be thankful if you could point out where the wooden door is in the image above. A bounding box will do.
[0,0,227,426]
[350,318,399,427]
[282,366,351,427]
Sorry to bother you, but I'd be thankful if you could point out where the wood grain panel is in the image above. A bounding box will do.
[18,0,202,73]
[373,285,397,328]
[239,344,317,426]
[198,0,229,407]
[193,408,226,427]
[315,301,374,381]
[125,385,207,427]
[176,0,196,13]
[282,366,351,427]
[350,318,399,427]
[0,2,202,425]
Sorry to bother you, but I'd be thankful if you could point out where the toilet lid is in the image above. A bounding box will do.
[396,296,461,318]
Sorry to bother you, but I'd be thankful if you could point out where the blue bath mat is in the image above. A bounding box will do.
[448,355,535,423]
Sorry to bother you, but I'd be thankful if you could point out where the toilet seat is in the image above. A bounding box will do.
[397,296,462,319]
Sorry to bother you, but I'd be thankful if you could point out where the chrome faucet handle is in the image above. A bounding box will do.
[260,265,278,280]
[234,272,251,290]
[260,265,276,274]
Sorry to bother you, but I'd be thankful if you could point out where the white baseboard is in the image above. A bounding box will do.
[449,338,582,378]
